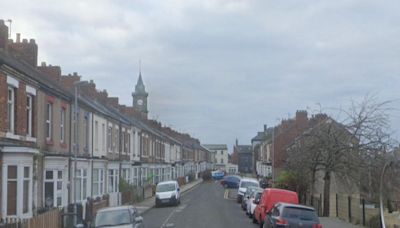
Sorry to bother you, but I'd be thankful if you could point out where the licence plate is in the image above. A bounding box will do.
[162,199,169,203]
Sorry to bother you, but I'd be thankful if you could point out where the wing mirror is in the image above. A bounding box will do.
[135,216,143,224]
[253,199,259,204]
[177,187,180,192]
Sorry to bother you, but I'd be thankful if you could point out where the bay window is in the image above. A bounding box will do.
[4,165,32,216]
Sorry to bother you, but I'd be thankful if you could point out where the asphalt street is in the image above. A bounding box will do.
[142,181,257,228]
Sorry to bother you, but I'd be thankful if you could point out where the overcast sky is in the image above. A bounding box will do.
[2,0,400,151]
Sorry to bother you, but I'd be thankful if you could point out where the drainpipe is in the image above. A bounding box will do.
[90,114,94,199]
[68,100,73,204]
[118,120,122,205]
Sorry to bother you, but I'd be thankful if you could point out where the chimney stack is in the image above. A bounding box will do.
[264,124,267,132]
[0,20,8,50]
[8,33,38,66]
[37,62,62,82]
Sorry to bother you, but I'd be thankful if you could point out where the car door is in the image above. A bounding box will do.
[266,205,280,228]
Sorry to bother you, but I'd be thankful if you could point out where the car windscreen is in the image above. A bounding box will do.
[156,183,176,192]
[95,209,131,227]
[282,207,319,221]
[240,181,259,188]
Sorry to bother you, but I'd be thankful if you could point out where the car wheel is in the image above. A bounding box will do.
[252,215,257,224]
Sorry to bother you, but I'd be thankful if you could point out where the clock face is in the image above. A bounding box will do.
[137,99,143,105]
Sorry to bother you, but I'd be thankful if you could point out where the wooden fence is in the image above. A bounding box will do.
[0,208,60,228]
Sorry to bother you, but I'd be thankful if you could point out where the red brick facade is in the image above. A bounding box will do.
[273,111,309,171]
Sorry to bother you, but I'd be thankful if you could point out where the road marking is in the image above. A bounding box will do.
[224,189,229,199]
[160,204,188,227]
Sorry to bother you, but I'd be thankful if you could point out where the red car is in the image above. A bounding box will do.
[253,188,299,227]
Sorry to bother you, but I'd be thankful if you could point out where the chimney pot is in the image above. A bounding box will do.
[22,38,28,43]
[29,38,35,44]
[73,72,78,76]
[16,33,21,43]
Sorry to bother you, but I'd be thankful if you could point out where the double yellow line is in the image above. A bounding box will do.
[224,189,229,199]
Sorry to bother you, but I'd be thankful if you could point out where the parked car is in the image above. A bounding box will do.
[241,186,263,211]
[220,175,241,188]
[263,203,322,228]
[211,170,225,180]
[93,205,144,228]
[253,188,299,227]
[237,178,259,203]
[247,190,263,218]
[155,180,181,207]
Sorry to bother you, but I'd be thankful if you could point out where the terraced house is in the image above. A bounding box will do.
[0,20,214,224]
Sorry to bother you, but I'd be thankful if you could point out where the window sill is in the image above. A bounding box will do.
[6,132,20,140]
[46,139,54,145]
[26,136,37,142]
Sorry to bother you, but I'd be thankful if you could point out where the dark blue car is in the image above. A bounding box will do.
[221,175,241,188]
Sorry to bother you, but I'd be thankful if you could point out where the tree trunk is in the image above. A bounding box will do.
[323,171,331,216]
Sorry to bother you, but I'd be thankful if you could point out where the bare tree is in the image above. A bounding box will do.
[286,95,395,216]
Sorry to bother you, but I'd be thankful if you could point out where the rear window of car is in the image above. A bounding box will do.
[240,181,259,188]
[282,207,319,221]
[95,209,131,226]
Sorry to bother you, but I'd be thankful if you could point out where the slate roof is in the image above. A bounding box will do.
[202,144,228,150]
[0,50,72,100]
[236,145,252,154]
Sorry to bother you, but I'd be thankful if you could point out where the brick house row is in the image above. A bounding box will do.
[0,20,213,222]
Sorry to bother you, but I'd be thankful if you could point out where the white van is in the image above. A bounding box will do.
[237,178,259,203]
[155,180,181,207]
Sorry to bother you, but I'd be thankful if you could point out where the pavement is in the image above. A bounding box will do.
[320,217,365,228]
[135,178,203,215]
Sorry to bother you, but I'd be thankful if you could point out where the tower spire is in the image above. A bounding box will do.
[139,59,141,76]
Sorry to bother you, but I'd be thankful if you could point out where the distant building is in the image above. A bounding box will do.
[251,125,272,176]
[202,144,228,170]
[233,139,252,174]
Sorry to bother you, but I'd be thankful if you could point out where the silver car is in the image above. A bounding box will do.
[93,205,144,228]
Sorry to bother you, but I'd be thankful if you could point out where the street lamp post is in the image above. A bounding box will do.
[73,81,87,225]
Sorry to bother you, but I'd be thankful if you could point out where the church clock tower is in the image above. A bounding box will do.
[132,71,148,118]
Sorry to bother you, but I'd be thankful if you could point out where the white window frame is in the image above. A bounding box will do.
[44,170,63,208]
[108,169,119,193]
[102,123,106,153]
[92,169,104,197]
[75,169,87,202]
[7,86,15,133]
[46,103,53,140]
[26,95,33,137]
[2,164,32,218]
[94,121,98,151]
[60,108,65,143]
[107,126,112,152]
